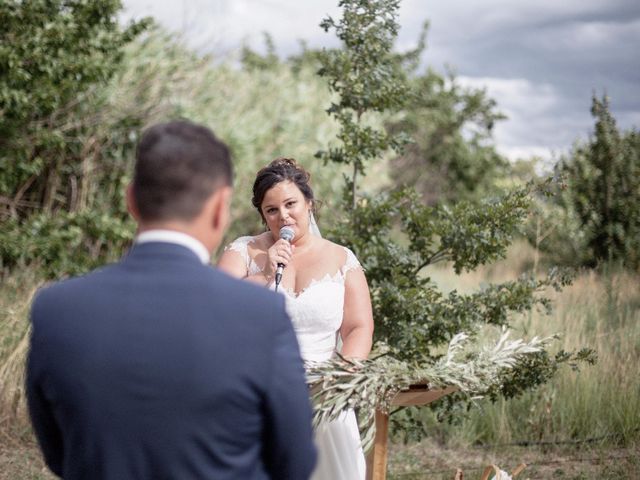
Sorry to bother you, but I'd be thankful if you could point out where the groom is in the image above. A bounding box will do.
[27,120,317,479]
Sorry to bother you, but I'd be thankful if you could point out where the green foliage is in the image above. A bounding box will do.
[0,0,150,210]
[240,33,279,71]
[318,0,408,119]
[1,211,133,277]
[0,0,147,126]
[556,95,640,270]
[522,194,586,271]
[330,184,574,360]
[388,69,509,204]
[491,347,597,401]
[315,0,411,205]
[115,31,345,241]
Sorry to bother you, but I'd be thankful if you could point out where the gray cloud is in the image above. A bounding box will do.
[396,0,640,158]
[121,0,640,160]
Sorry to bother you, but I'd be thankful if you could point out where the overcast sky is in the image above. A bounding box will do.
[121,0,640,162]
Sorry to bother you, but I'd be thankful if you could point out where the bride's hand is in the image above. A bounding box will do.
[265,239,294,279]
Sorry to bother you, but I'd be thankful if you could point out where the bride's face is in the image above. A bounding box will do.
[261,180,312,241]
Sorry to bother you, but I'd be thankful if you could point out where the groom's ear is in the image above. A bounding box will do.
[211,186,233,233]
[126,184,141,222]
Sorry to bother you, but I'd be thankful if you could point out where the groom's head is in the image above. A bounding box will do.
[128,120,233,251]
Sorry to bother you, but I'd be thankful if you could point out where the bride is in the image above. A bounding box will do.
[218,157,374,479]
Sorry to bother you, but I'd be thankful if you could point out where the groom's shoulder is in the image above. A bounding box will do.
[30,265,117,320]
[34,264,112,297]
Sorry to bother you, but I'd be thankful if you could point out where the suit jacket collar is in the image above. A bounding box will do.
[124,241,208,267]
[135,230,210,264]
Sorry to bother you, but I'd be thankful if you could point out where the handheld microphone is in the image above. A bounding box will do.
[275,226,295,291]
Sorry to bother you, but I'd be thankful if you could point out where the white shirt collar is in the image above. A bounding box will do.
[135,230,210,264]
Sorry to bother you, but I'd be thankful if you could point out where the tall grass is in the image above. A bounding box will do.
[419,241,640,447]
[0,270,44,428]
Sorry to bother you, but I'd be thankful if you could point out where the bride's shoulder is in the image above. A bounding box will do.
[225,233,268,253]
[314,238,341,252]
[225,235,252,251]
[229,232,269,245]
[314,239,360,265]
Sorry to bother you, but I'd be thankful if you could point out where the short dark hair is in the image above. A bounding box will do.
[133,120,233,222]
[252,158,315,219]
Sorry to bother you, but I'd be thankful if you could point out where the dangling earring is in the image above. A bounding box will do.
[309,210,316,226]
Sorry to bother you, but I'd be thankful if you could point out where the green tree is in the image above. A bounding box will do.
[388,68,508,204]
[0,0,149,213]
[315,0,410,208]
[317,0,593,436]
[558,95,640,270]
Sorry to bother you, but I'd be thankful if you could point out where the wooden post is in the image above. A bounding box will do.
[365,410,389,480]
[365,385,458,480]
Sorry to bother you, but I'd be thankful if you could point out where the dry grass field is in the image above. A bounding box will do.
[384,241,640,478]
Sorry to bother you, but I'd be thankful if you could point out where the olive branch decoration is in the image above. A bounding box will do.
[305,330,556,452]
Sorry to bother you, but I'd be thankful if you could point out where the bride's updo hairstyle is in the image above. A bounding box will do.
[252,157,316,220]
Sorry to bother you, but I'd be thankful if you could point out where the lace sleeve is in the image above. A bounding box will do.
[224,236,253,274]
[341,247,363,275]
[224,236,263,276]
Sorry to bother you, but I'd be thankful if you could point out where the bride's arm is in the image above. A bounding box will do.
[218,236,293,287]
[217,249,272,286]
[340,268,374,360]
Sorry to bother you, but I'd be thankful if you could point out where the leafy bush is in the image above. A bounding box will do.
[0,212,133,277]
[388,67,509,204]
[526,96,640,272]
[0,0,150,217]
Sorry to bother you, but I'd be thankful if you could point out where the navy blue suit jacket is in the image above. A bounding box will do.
[27,242,317,479]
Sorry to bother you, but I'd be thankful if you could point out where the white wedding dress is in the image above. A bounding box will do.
[226,236,367,480]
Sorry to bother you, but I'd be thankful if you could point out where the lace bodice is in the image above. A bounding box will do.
[225,236,362,362]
